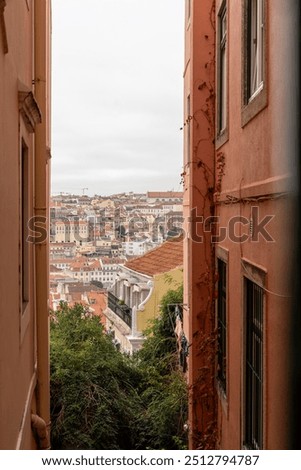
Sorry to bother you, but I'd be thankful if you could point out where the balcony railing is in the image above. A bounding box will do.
[107,291,132,327]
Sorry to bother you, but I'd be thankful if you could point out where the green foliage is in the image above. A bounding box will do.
[50,303,142,450]
[138,284,183,373]
[133,284,187,449]
[50,286,187,450]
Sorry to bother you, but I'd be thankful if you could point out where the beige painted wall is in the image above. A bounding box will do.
[137,268,183,333]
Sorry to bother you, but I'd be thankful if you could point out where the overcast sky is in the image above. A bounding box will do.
[51,0,184,197]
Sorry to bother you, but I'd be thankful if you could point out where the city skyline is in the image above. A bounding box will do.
[51,0,184,197]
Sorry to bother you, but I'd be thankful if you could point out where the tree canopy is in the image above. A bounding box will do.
[50,285,187,450]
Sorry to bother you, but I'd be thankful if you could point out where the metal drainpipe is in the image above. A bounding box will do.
[34,0,51,444]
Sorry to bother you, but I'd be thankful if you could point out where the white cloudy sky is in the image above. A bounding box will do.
[51,0,185,197]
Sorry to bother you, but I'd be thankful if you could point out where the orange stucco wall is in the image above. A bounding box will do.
[215,0,294,450]
[183,0,217,449]
[183,0,295,450]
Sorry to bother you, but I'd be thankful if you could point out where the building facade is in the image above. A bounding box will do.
[105,238,183,353]
[183,0,298,449]
[0,0,51,449]
[51,219,89,244]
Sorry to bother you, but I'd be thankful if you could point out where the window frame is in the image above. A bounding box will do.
[241,0,267,127]
[215,246,229,410]
[248,0,264,99]
[242,260,266,450]
[20,138,30,315]
[217,257,227,394]
[186,94,191,163]
[19,133,32,344]
[186,0,191,26]
[216,0,229,147]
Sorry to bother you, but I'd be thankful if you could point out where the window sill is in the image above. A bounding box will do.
[216,378,228,416]
[20,301,30,344]
[216,127,229,149]
[241,84,267,127]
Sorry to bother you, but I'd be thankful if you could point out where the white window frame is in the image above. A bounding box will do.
[241,0,267,127]
[248,0,264,100]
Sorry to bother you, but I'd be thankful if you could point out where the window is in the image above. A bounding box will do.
[244,278,263,449]
[21,140,29,313]
[0,0,8,54]
[217,3,227,135]
[247,0,264,99]
[242,0,267,126]
[187,0,191,22]
[186,94,191,162]
[217,258,227,392]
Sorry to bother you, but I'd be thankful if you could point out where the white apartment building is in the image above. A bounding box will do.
[52,220,89,244]
[49,242,77,259]
[60,257,124,289]
[122,240,148,257]
[104,266,152,353]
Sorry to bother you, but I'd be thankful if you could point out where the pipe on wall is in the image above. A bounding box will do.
[31,414,50,450]
[33,0,51,444]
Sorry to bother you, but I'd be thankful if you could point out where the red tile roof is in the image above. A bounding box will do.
[66,292,107,326]
[147,191,183,199]
[87,292,107,325]
[125,237,183,276]
[101,256,125,265]
[50,264,63,272]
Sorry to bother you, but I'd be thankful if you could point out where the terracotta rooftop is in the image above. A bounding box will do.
[69,292,82,302]
[125,237,183,276]
[50,242,76,247]
[50,258,74,264]
[67,283,104,294]
[49,273,73,280]
[50,264,63,272]
[87,292,107,324]
[101,257,125,265]
[147,191,183,199]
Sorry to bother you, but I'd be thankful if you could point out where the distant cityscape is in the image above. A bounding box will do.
[49,190,183,343]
